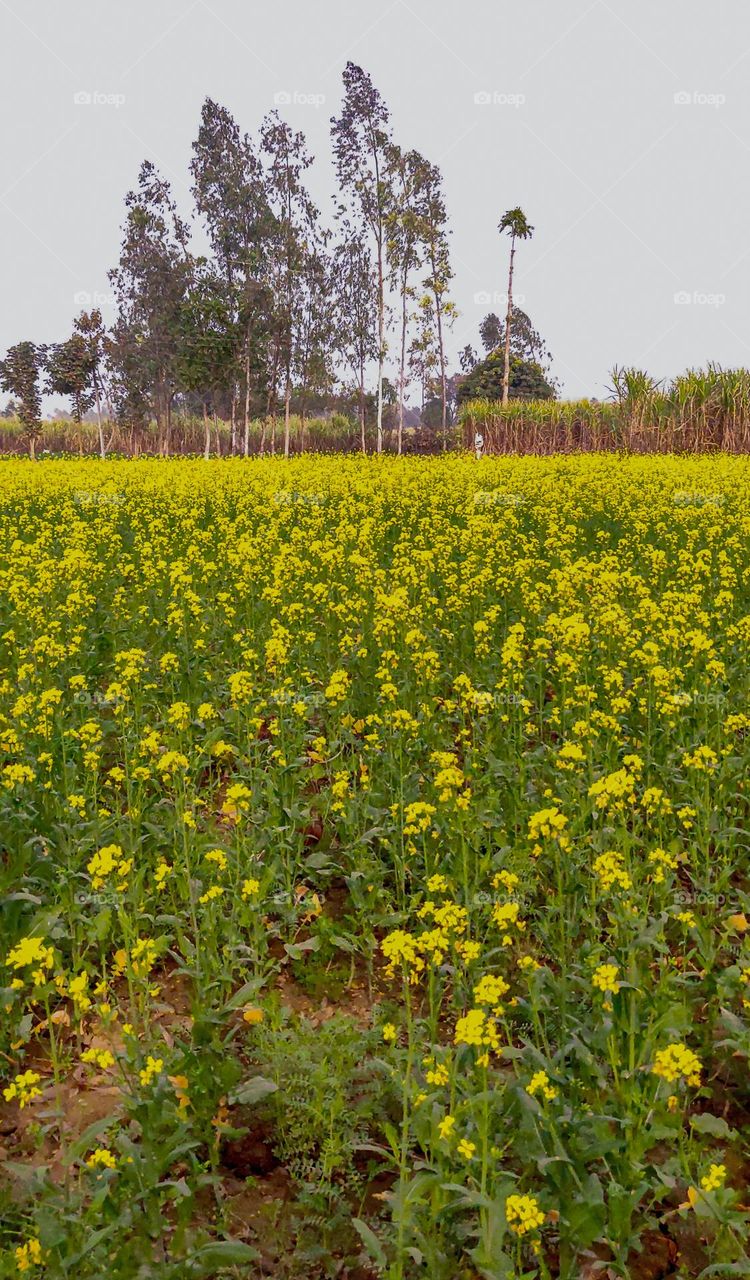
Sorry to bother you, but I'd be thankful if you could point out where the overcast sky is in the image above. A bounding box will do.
[1,0,748,407]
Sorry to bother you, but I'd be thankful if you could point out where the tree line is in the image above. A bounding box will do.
[1,64,554,458]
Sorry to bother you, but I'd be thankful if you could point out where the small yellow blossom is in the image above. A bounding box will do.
[139,1056,164,1087]
[506,1192,545,1236]
[700,1162,726,1193]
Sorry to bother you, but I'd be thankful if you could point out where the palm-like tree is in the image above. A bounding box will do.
[498,207,534,405]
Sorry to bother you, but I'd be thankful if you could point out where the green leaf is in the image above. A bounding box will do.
[383,1121,401,1159]
[690,1112,734,1138]
[224,977,264,1011]
[331,933,356,953]
[351,1217,387,1269]
[698,1264,750,1277]
[187,1240,261,1273]
[564,1172,606,1249]
[228,1075,278,1106]
[305,849,331,870]
[284,937,320,959]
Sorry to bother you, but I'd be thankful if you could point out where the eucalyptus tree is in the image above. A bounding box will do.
[478,305,552,374]
[413,157,456,440]
[177,263,241,458]
[386,144,423,454]
[108,160,193,454]
[333,227,378,450]
[294,237,337,431]
[45,332,95,452]
[459,344,478,373]
[74,309,108,457]
[331,62,393,453]
[503,305,553,374]
[261,111,319,458]
[0,341,44,459]
[498,207,534,405]
[479,311,502,353]
[191,99,274,454]
[106,317,153,447]
[408,294,439,416]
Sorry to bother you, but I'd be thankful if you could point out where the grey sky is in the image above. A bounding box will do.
[1,0,748,407]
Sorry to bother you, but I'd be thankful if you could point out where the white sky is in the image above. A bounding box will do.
[1,0,748,407]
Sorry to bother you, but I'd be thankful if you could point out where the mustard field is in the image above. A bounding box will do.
[2,455,750,1278]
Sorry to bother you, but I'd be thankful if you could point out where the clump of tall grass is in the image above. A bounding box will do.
[462,397,622,453]
[461,364,750,453]
[0,413,367,458]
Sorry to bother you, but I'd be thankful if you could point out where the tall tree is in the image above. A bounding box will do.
[109,161,193,453]
[478,305,553,368]
[459,344,478,373]
[413,158,456,443]
[191,99,274,456]
[333,228,378,451]
[500,304,553,376]
[294,237,336,433]
[498,207,534,405]
[457,350,555,405]
[0,342,44,459]
[331,62,392,453]
[261,111,318,459]
[386,145,423,454]
[74,309,108,457]
[106,317,152,449]
[45,332,95,453]
[479,312,502,353]
[408,294,439,417]
[177,263,241,458]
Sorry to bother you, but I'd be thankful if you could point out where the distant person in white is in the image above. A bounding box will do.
[474,431,484,460]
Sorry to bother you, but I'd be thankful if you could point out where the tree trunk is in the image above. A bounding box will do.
[432,263,447,452]
[230,381,237,454]
[501,236,516,406]
[359,357,366,453]
[283,368,291,459]
[162,387,172,457]
[243,332,251,458]
[397,277,408,456]
[265,342,281,456]
[203,401,211,460]
[214,412,221,456]
[93,377,106,459]
[300,384,308,452]
[376,244,384,453]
